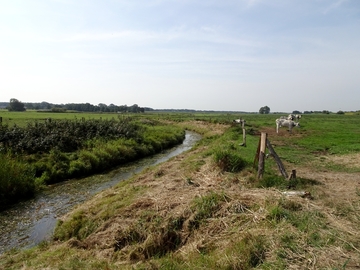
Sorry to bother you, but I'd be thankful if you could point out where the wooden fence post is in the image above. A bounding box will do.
[288,169,297,188]
[240,120,246,147]
[257,132,267,179]
[253,135,261,168]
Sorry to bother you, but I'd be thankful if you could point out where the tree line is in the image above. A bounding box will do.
[2,98,148,113]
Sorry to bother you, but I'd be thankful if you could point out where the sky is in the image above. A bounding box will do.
[0,0,359,112]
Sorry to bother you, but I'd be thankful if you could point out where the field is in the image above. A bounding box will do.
[0,111,360,269]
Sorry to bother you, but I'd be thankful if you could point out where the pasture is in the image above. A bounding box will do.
[0,109,130,127]
[1,111,360,269]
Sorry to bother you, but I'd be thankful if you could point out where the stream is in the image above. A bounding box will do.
[0,131,201,254]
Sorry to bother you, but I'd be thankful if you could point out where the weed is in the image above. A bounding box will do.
[213,147,248,172]
[53,210,98,241]
[256,174,288,189]
[190,191,227,229]
[219,233,268,269]
[268,205,292,223]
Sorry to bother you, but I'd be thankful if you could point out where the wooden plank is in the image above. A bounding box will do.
[266,138,288,178]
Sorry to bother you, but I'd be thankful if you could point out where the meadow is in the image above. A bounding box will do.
[0,110,359,269]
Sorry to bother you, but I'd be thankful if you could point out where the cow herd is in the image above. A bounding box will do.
[276,114,301,134]
[232,114,302,134]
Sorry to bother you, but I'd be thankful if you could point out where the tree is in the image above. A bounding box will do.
[259,106,270,114]
[8,98,26,111]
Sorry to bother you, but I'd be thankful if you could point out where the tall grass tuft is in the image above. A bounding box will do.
[0,153,36,209]
[190,191,227,229]
[54,210,98,241]
[213,146,248,172]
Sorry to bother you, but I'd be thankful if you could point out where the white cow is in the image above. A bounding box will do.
[233,119,245,124]
[276,118,300,134]
[288,114,301,121]
[280,114,302,121]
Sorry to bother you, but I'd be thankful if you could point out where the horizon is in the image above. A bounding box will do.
[0,100,353,113]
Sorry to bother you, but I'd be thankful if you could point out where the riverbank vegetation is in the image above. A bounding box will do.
[0,114,185,209]
[1,112,360,268]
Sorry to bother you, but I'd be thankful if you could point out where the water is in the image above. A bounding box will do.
[0,131,201,254]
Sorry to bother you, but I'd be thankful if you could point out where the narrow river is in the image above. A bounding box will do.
[0,131,201,254]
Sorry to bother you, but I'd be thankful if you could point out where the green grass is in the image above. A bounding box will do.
[1,112,360,269]
[0,109,130,127]
[0,153,36,208]
[190,191,227,227]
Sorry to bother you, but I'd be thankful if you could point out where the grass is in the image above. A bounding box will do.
[190,191,228,229]
[1,112,360,269]
[0,109,132,127]
[0,153,36,209]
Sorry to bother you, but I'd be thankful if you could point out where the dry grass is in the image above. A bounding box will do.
[1,120,360,269]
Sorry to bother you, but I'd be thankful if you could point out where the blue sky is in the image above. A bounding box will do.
[1,0,359,112]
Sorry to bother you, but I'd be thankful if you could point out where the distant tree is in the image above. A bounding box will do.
[8,98,26,111]
[292,110,302,114]
[129,104,140,113]
[322,110,330,114]
[41,101,52,110]
[25,103,34,110]
[98,103,107,112]
[259,106,270,114]
[336,110,345,115]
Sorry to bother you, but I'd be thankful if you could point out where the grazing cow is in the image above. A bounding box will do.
[276,118,300,134]
[289,114,301,121]
[233,119,242,123]
[279,114,302,121]
[233,119,246,125]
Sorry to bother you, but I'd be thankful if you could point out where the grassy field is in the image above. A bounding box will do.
[0,109,143,127]
[1,111,360,269]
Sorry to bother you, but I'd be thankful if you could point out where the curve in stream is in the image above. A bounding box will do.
[0,131,201,254]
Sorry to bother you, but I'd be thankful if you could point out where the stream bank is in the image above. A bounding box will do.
[0,131,201,254]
